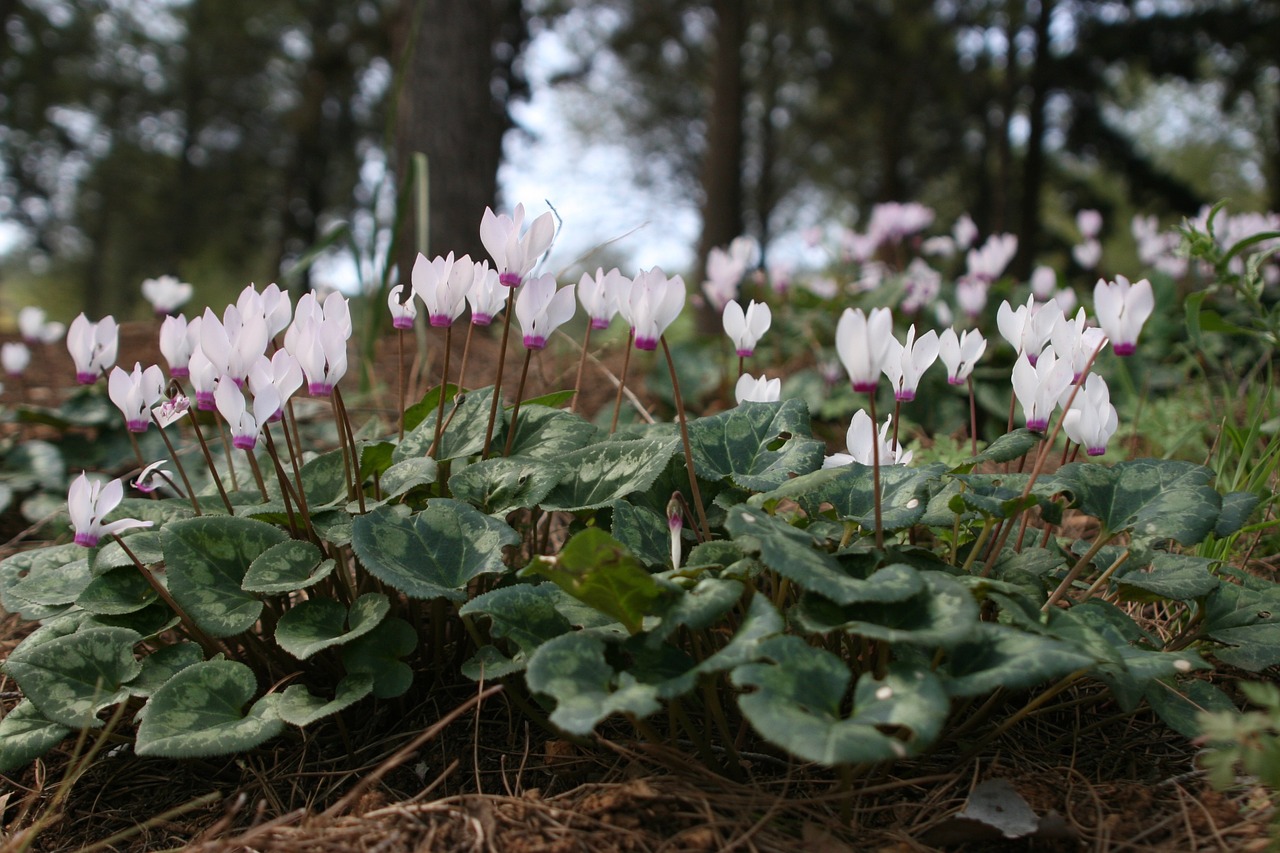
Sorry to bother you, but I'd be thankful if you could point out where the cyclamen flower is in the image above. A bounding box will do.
[68,473,152,548]
[621,267,686,351]
[835,307,893,393]
[107,363,166,432]
[132,460,173,494]
[722,299,771,357]
[286,292,351,395]
[955,278,989,318]
[1051,308,1108,382]
[578,267,629,329]
[467,261,505,325]
[18,306,65,345]
[152,392,191,428]
[734,373,781,404]
[882,325,939,402]
[1062,374,1119,456]
[997,296,1062,365]
[515,274,576,350]
[480,204,555,287]
[141,275,193,316]
[215,378,279,450]
[1011,346,1074,431]
[159,314,199,378]
[823,410,912,468]
[248,351,303,421]
[1093,275,1154,356]
[702,236,756,311]
[236,283,293,339]
[387,284,418,330]
[188,349,219,410]
[938,328,986,385]
[965,234,1017,282]
[1077,209,1103,240]
[199,305,269,385]
[2,342,30,376]
[66,313,119,384]
[412,252,471,326]
[1073,239,1101,270]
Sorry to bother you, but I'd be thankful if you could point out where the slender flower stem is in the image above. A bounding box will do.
[967,375,978,457]
[432,324,453,459]
[456,321,477,392]
[264,425,319,545]
[610,329,635,434]
[891,398,902,456]
[737,353,744,380]
[483,288,517,457]
[218,421,240,491]
[187,409,234,514]
[332,387,366,514]
[661,335,711,541]
[569,324,593,414]
[398,329,406,441]
[113,533,226,659]
[150,411,200,515]
[245,449,269,502]
[502,348,534,458]
[867,392,885,550]
[1042,529,1116,611]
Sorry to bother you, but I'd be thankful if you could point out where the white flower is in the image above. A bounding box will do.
[188,348,219,410]
[953,213,978,250]
[286,292,350,395]
[215,377,279,450]
[18,307,64,344]
[132,460,173,494]
[955,277,989,318]
[1011,346,1073,431]
[835,306,893,393]
[2,342,30,376]
[412,252,471,327]
[66,313,119,384]
[1076,209,1103,240]
[620,267,685,351]
[248,351,303,421]
[1093,275,1154,356]
[68,473,152,548]
[823,410,912,468]
[882,325,939,402]
[479,204,555,287]
[466,261,505,326]
[1062,374,1118,456]
[199,305,269,385]
[152,392,191,428]
[141,275,193,315]
[1051,308,1108,382]
[515,274,576,350]
[867,202,934,245]
[965,234,1017,282]
[722,299,771,357]
[1072,239,1101,270]
[938,328,986,385]
[997,295,1062,365]
[107,363,166,432]
[578,267,629,329]
[1030,266,1058,300]
[387,284,418,330]
[734,373,780,404]
[159,314,199,378]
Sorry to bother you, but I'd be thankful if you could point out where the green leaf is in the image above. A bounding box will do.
[77,567,158,615]
[732,636,948,765]
[938,624,1095,697]
[459,583,576,679]
[792,570,979,648]
[505,405,600,459]
[610,500,672,569]
[5,556,91,609]
[297,449,351,509]
[646,578,743,643]
[525,632,661,736]
[274,593,389,660]
[128,643,205,698]
[1115,554,1220,602]
[340,617,417,698]
[242,540,333,594]
[403,384,459,433]
[1145,678,1236,740]
[135,660,283,758]
[726,507,923,605]
[351,501,519,601]
[448,457,567,515]
[520,389,576,409]
[163,516,287,637]
[380,457,439,498]
[752,463,939,531]
[1215,491,1261,538]
[361,441,396,480]
[0,700,72,773]
[3,627,142,728]
[6,439,65,491]
[395,387,503,463]
[0,543,87,620]
[277,674,375,727]
[91,531,164,574]
[688,400,826,491]
[1056,459,1222,545]
[540,438,680,511]
[950,429,1041,473]
[522,528,674,635]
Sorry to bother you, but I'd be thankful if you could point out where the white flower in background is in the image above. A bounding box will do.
[882,325,939,402]
[1072,239,1101,270]
[1133,215,1187,278]
[901,258,941,313]
[867,202,935,245]
[215,378,279,450]
[67,473,152,547]
[249,351,303,421]
[515,274,576,350]
[803,276,839,299]
[2,342,30,376]
[159,314,199,378]
[835,307,893,393]
[953,213,979,251]
[734,373,781,404]
[1076,209,1103,240]
[767,261,792,295]
[66,313,119,384]
[620,267,686,351]
[955,277,989,318]
[722,299,771,357]
[387,284,418,330]
[1051,307,1108,381]
[702,237,755,312]
[466,260,505,326]
[824,410,912,468]
[578,267,629,330]
[965,233,1018,282]
[107,363,166,432]
[1030,266,1058,301]
[479,203,555,287]
[997,295,1062,365]
[1062,374,1119,456]
[938,328,986,385]
[18,307,64,344]
[141,275,194,316]
[1011,346,1074,431]
[1093,275,1154,356]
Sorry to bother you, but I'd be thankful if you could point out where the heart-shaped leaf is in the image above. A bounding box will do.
[277,674,375,727]
[448,457,567,515]
[242,540,332,594]
[3,627,142,728]
[380,457,438,498]
[525,632,661,736]
[505,405,600,459]
[0,700,71,773]
[274,593,389,660]
[460,583,576,679]
[163,516,286,637]
[688,400,827,491]
[1215,491,1261,538]
[0,543,86,620]
[1115,554,1220,602]
[77,567,158,615]
[340,617,418,698]
[949,429,1041,473]
[1056,458,1222,545]
[395,387,503,463]
[135,660,283,758]
[937,624,1095,697]
[792,569,979,648]
[540,438,680,511]
[753,464,940,531]
[352,501,519,601]
[610,499,672,569]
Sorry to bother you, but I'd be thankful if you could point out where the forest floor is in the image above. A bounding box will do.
[0,321,1272,852]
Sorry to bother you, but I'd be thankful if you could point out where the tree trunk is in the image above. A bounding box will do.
[694,0,747,307]
[1014,0,1054,280]
[393,0,526,279]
